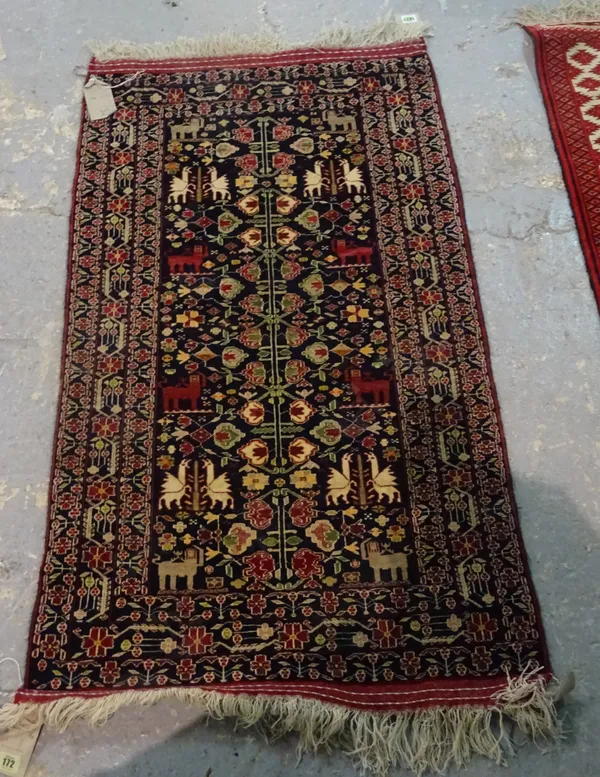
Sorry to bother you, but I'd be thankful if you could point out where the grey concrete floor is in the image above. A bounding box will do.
[0,1,598,775]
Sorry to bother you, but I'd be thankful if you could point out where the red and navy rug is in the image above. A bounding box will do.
[22,40,549,716]
[526,21,600,314]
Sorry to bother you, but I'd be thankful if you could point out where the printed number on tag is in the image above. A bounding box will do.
[0,751,21,777]
[401,14,419,23]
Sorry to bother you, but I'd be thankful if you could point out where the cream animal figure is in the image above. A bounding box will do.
[170,117,202,140]
[323,110,357,132]
[361,540,409,583]
[326,453,353,505]
[158,548,203,590]
[340,160,366,194]
[203,460,234,509]
[159,460,190,509]
[168,166,193,204]
[303,160,325,197]
[366,452,401,504]
[207,166,231,201]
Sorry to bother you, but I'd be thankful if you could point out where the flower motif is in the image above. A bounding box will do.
[310,419,342,446]
[242,472,269,492]
[290,469,317,490]
[245,499,273,530]
[344,304,370,322]
[279,622,308,649]
[288,437,317,465]
[214,422,244,450]
[82,626,114,658]
[238,439,270,466]
[307,520,339,552]
[291,548,323,580]
[243,551,275,584]
[223,523,257,555]
[467,613,498,642]
[183,626,213,655]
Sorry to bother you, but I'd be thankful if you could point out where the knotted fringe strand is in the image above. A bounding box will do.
[88,13,431,63]
[508,1,600,26]
[0,670,560,775]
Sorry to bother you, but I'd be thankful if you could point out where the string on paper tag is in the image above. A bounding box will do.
[82,72,142,121]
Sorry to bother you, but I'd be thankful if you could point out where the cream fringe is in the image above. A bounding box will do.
[510,0,600,26]
[0,668,561,775]
[88,14,431,62]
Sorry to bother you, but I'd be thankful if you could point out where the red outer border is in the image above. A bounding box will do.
[88,40,428,74]
[19,40,551,714]
[15,673,551,712]
[524,24,600,314]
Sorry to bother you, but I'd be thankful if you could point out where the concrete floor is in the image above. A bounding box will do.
[0,0,598,775]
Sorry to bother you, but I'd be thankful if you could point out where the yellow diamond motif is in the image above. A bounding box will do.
[195,283,212,297]
[203,260,215,269]
[324,253,338,263]
[330,279,349,292]
[212,392,226,401]
[331,343,353,358]
[195,347,217,361]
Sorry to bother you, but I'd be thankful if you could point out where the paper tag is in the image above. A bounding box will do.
[0,723,42,777]
[401,13,420,24]
[83,78,117,121]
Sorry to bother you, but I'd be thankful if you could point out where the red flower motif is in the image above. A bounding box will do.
[273,152,294,169]
[279,622,308,650]
[327,655,347,678]
[183,626,213,655]
[100,660,120,684]
[320,591,339,614]
[273,124,293,140]
[289,497,316,527]
[39,634,61,659]
[82,544,112,570]
[425,342,452,364]
[243,550,275,585]
[82,627,114,658]
[401,183,425,199]
[297,80,315,94]
[373,619,403,649]
[92,416,120,437]
[248,594,267,615]
[237,153,259,171]
[87,480,116,502]
[108,196,130,214]
[234,126,254,143]
[291,548,323,580]
[245,499,273,530]
[231,83,250,100]
[176,658,195,681]
[250,654,271,675]
[167,88,184,104]
[468,613,499,642]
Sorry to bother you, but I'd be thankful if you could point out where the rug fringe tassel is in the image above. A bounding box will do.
[0,669,561,774]
[88,13,431,62]
[508,0,600,26]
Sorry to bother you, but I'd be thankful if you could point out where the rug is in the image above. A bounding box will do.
[0,20,558,774]
[517,2,600,314]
